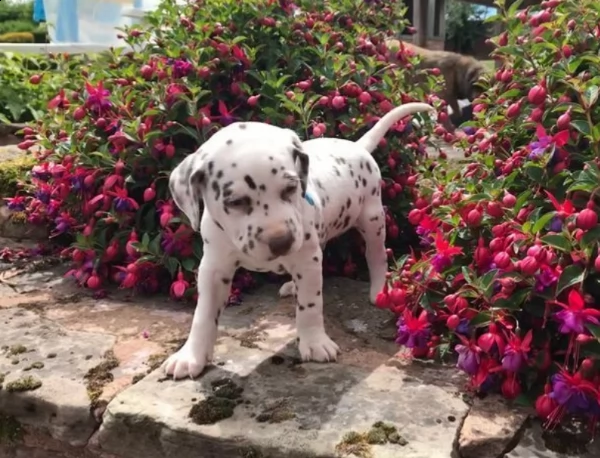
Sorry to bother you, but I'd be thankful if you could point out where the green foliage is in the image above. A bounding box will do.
[389,0,600,427]
[0,52,100,123]
[0,1,47,41]
[445,0,491,54]
[15,0,442,297]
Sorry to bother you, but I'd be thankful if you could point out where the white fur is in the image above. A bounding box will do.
[163,103,436,380]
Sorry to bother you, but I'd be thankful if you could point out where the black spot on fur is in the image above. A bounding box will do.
[362,178,367,187]
[271,168,278,175]
[248,240,255,250]
[259,184,266,191]
[307,302,315,308]
[366,162,372,174]
[343,215,350,228]
[235,260,241,267]
[371,187,377,196]
[312,256,319,262]
[296,273,303,280]
[239,123,247,129]
[212,181,221,200]
[208,161,214,176]
[316,291,321,296]
[222,278,231,284]
[354,180,359,188]
[298,305,305,311]
[304,233,311,240]
[369,216,379,221]
[216,170,224,179]
[226,139,233,145]
[214,220,224,231]
[244,175,257,190]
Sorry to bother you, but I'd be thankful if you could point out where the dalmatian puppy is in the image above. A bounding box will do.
[164,102,435,380]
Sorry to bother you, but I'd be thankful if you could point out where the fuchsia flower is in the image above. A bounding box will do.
[455,334,482,375]
[169,58,194,78]
[552,289,600,335]
[545,190,575,218]
[52,212,77,236]
[534,266,559,292]
[501,330,532,372]
[431,231,463,273]
[107,187,139,213]
[4,196,26,211]
[48,88,69,110]
[395,308,430,349]
[528,124,569,160]
[157,200,176,227]
[550,369,598,415]
[170,271,189,299]
[84,81,112,113]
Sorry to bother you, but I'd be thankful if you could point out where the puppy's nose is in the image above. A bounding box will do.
[268,231,295,256]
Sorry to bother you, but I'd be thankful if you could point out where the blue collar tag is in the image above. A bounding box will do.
[304,192,315,206]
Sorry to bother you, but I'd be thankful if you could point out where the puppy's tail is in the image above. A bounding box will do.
[355,102,436,154]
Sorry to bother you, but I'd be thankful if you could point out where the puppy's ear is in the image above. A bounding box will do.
[289,133,309,196]
[169,151,205,232]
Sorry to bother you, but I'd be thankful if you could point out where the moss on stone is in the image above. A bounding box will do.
[255,398,295,424]
[146,353,167,372]
[211,378,244,400]
[335,431,372,458]
[365,428,387,445]
[238,446,263,458]
[84,350,119,404]
[23,361,44,371]
[6,344,27,356]
[0,153,35,198]
[5,375,42,392]
[0,414,23,444]
[189,396,237,425]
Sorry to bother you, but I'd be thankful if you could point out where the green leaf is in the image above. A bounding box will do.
[572,120,592,137]
[532,211,556,234]
[461,266,475,286]
[581,226,600,248]
[492,287,531,311]
[470,312,492,328]
[478,268,498,299]
[514,190,532,213]
[165,257,179,277]
[587,324,600,340]
[181,257,197,272]
[556,264,586,295]
[584,85,599,108]
[525,164,544,183]
[541,234,571,252]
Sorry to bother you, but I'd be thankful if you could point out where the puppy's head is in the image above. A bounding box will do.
[169,122,309,261]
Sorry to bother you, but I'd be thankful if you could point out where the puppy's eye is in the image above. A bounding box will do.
[281,183,298,200]
[226,196,251,208]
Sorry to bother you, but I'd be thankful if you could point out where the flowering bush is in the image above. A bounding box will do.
[0,52,95,124]
[381,0,600,431]
[9,0,444,302]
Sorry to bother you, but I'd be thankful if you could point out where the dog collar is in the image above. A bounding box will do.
[304,192,315,206]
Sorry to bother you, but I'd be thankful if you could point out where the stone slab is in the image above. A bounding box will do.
[95,336,469,458]
[0,308,116,447]
[458,396,529,458]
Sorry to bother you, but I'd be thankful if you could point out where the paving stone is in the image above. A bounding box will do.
[0,308,116,447]
[94,336,469,458]
[458,395,529,458]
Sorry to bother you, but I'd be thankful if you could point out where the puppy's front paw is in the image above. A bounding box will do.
[279,280,296,298]
[162,342,211,380]
[298,330,340,363]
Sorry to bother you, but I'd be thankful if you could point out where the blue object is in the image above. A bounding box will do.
[55,0,79,42]
[134,0,144,7]
[33,0,46,22]
[304,192,315,206]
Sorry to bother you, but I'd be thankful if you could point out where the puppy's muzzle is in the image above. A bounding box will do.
[267,229,295,257]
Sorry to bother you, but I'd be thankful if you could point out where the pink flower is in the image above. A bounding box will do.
[170,271,189,299]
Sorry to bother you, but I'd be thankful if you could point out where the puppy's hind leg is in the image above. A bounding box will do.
[356,196,388,304]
